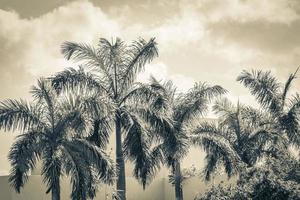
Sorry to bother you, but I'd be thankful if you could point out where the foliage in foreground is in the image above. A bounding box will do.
[196,152,300,200]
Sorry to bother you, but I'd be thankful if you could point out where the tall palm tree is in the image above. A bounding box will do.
[51,38,171,200]
[0,79,115,200]
[151,80,226,200]
[190,98,273,181]
[237,68,300,147]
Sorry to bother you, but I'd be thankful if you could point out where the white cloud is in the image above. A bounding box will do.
[0,0,200,98]
[138,62,195,92]
[123,9,206,52]
[0,0,121,78]
[0,0,299,103]
[149,11,205,48]
[195,0,299,24]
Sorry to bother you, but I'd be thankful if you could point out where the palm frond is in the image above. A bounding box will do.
[120,38,158,92]
[61,41,115,90]
[98,38,130,98]
[282,68,299,107]
[87,118,111,148]
[98,38,127,69]
[79,92,114,119]
[65,139,115,184]
[287,94,300,117]
[145,109,174,141]
[191,83,227,102]
[62,42,102,67]
[8,131,41,192]
[190,129,243,179]
[62,145,97,199]
[0,99,45,131]
[121,79,173,141]
[281,94,300,145]
[54,110,87,137]
[41,148,62,195]
[189,122,220,136]
[123,113,162,188]
[125,101,173,139]
[98,38,114,67]
[203,152,220,181]
[31,79,57,128]
[237,70,281,115]
[51,67,109,95]
[120,78,169,108]
[240,106,268,127]
[175,83,226,125]
[213,97,235,117]
[163,131,189,164]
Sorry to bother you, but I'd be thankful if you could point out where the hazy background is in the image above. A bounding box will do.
[0,0,299,183]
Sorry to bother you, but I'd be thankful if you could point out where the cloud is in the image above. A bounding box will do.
[122,8,206,52]
[149,10,205,48]
[0,0,202,99]
[0,1,122,99]
[137,62,195,92]
[0,0,299,104]
[194,0,299,24]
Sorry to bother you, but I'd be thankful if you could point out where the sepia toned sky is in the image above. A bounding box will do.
[0,0,300,102]
[0,0,300,171]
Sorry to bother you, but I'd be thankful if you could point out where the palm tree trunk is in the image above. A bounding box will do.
[51,178,60,200]
[116,112,126,200]
[174,161,183,200]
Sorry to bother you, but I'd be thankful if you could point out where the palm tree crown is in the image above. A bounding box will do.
[0,79,115,200]
[237,69,300,146]
[190,98,274,180]
[51,37,171,200]
[149,80,226,200]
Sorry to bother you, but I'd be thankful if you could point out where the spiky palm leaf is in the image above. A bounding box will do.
[1,79,115,199]
[237,70,281,115]
[190,98,274,180]
[51,37,170,200]
[237,68,300,146]
[136,79,226,200]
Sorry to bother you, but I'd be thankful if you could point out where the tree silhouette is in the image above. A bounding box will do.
[0,79,114,200]
[191,98,274,181]
[51,38,171,200]
[237,68,300,148]
[150,80,226,200]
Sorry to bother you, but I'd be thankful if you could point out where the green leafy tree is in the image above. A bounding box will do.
[0,79,115,200]
[51,38,170,200]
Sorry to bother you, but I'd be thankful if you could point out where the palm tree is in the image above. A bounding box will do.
[190,98,273,181]
[191,69,300,198]
[151,80,226,200]
[0,79,115,200]
[237,68,300,147]
[51,38,171,200]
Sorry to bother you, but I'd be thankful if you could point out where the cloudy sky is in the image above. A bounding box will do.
[1,0,300,103]
[0,0,300,172]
